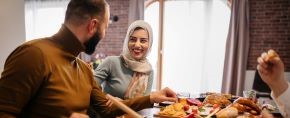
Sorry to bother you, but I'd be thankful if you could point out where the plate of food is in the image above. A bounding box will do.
[155,97,220,118]
[199,92,239,103]
[155,92,266,118]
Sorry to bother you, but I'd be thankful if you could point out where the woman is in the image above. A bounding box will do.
[94,20,153,99]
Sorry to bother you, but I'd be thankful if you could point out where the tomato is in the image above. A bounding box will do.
[213,104,219,109]
[187,113,195,118]
[197,102,203,108]
[192,108,198,114]
[209,109,214,113]
[183,105,190,111]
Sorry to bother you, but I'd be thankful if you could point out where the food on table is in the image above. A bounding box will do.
[216,107,239,118]
[203,94,231,107]
[158,101,216,117]
[179,98,188,105]
[265,49,278,62]
[186,98,202,106]
[223,94,233,99]
[236,113,260,118]
[231,103,247,113]
[158,103,187,117]
[217,107,259,118]
[212,103,220,109]
[201,92,233,99]
[233,97,261,115]
[156,92,269,118]
[262,104,276,111]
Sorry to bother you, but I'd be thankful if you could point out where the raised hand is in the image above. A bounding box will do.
[257,49,288,97]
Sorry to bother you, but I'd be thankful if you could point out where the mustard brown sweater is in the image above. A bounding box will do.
[0,25,152,118]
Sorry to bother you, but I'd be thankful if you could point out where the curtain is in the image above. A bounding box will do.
[160,0,230,95]
[128,0,145,25]
[25,0,69,41]
[24,0,94,63]
[222,0,250,96]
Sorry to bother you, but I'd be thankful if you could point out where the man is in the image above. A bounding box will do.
[0,0,177,117]
[257,49,290,118]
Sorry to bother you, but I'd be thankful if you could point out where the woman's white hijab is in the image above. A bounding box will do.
[121,20,153,73]
[122,20,153,99]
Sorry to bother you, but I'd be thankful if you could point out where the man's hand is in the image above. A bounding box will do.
[105,96,123,107]
[149,87,177,103]
[257,49,288,97]
[69,113,89,118]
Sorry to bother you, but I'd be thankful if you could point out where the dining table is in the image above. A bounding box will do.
[117,94,284,118]
[129,103,283,118]
[136,107,283,118]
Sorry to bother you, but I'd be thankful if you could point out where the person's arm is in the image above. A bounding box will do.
[0,44,46,117]
[145,71,153,95]
[93,57,112,87]
[271,83,290,118]
[257,49,290,117]
[257,49,288,97]
[90,82,152,117]
[90,79,177,117]
[69,112,89,118]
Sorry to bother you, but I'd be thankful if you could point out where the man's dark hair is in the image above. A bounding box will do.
[65,0,108,26]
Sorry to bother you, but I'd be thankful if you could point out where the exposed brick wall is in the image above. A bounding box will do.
[94,0,290,71]
[248,0,290,71]
[94,0,129,57]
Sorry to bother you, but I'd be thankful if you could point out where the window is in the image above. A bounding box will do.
[145,0,230,95]
[145,2,160,91]
[25,0,69,41]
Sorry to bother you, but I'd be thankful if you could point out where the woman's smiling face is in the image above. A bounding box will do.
[128,28,149,60]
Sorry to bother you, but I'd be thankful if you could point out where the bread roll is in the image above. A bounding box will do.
[216,107,239,118]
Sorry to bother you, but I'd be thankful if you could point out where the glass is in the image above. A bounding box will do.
[177,92,190,98]
[243,90,257,103]
[243,90,256,99]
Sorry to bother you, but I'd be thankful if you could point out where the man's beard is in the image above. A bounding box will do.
[84,32,101,55]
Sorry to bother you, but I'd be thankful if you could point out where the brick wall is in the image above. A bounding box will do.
[94,0,290,71]
[94,0,129,57]
[248,0,290,71]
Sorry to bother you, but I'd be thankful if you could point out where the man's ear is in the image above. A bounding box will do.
[88,18,99,34]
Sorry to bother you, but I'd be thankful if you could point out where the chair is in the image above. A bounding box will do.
[252,70,271,98]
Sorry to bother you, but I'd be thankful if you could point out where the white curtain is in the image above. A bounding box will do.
[25,0,69,41]
[25,0,93,62]
[161,0,230,96]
